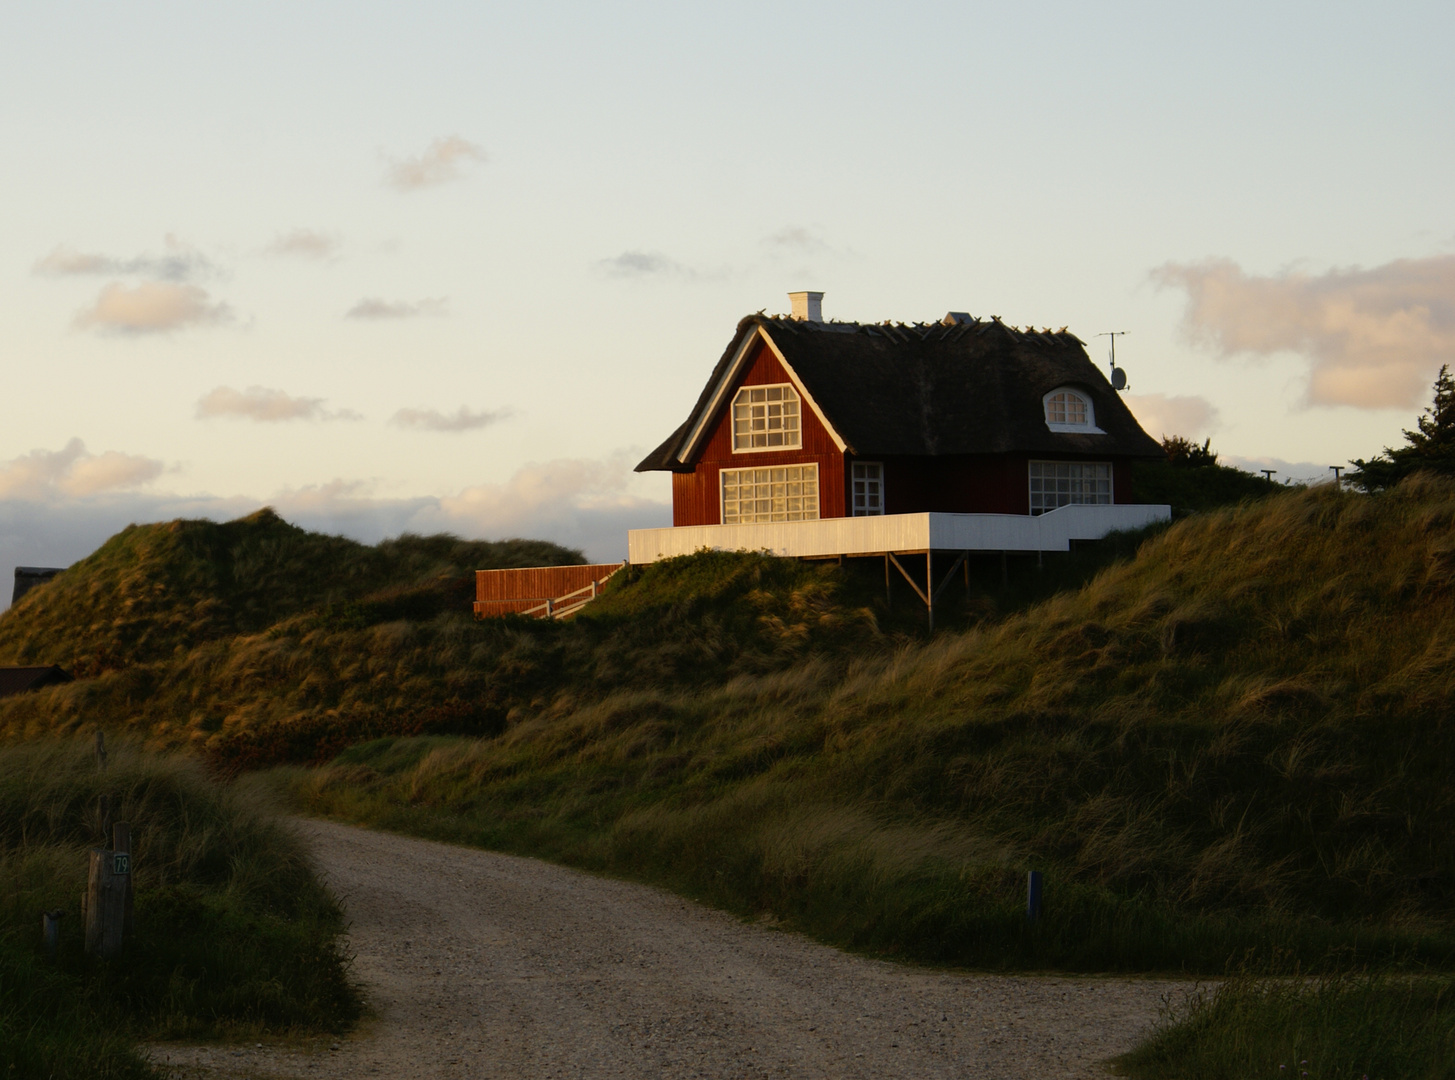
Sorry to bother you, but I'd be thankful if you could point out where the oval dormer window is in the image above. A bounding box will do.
[1043,388,1103,433]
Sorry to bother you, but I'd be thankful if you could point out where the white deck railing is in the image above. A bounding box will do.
[626,504,1171,565]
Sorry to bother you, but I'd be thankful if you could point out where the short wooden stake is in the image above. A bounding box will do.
[113,822,134,935]
[95,729,108,770]
[1026,870,1043,922]
[84,848,126,958]
[42,910,63,961]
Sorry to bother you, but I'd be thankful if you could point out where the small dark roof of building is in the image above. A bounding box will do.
[0,665,73,698]
[637,313,1164,472]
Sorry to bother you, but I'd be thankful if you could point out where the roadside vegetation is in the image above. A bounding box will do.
[1117,968,1455,1079]
[0,739,359,1079]
[5,428,1455,1074]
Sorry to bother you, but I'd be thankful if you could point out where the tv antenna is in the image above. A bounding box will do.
[1097,331,1129,391]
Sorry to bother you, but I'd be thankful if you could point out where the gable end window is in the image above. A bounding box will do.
[851,461,884,516]
[1043,388,1105,433]
[732,384,802,451]
[722,465,819,524]
[1029,461,1112,515]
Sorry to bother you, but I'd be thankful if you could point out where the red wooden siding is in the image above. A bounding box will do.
[672,339,847,526]
[475,564,622,603]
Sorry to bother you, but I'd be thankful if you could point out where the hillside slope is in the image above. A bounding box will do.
[286,476,1455,970]
[0,508,583,675]
[5,482,1455,970]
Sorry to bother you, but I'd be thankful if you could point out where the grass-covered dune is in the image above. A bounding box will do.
[0,740,358,1079]
[278,477,1455,973]
[5,478,1455,976]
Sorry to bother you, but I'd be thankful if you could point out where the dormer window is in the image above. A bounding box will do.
[1043,388,1104,433]
[732,384,802,451]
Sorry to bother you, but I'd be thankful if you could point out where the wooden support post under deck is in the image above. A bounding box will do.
[926,551,933,634]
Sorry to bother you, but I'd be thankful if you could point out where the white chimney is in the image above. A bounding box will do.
[789,291,824,322]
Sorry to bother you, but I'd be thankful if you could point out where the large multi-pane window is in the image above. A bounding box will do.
[732,384,802,451]
[851,461,884,516]
[1029,461,1112,515]
[721,465,819,523]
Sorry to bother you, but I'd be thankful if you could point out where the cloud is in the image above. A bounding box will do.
[264,229,341,260]
[383,136,486,192]
[595,251,696,279]
[763,226,829,255]
[390,406,513,432]
[1222,454,1341,487]
[1123,393,1220,440]
[34,235,217,282]
[74,282,232,334]
[1152,255,1455,409]
[0,439,164,500]
[195,386,361,423]
[344,297,448,320]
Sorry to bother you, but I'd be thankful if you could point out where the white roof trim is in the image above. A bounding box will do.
[676,325,849,464]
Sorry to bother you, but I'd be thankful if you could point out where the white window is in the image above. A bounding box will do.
[1029,461,1112,515]
[1042,388,1103,433]
[732,384,802,451]
[721,465,819,523]
[851,462,884,516]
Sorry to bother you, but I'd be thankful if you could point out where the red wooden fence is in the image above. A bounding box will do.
[474,563,625,619]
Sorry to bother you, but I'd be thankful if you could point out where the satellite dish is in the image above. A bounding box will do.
[1111,366,1128,391]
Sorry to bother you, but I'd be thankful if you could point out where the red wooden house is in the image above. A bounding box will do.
[635,292,1164,529]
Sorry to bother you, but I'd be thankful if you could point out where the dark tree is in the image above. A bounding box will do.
[1349,365,1455,492]
[1161,435,1219,468]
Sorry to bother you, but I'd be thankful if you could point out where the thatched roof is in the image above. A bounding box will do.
[637,313,1163,472]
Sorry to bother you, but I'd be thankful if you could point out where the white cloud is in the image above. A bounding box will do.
[390,406,512,432]
[34,234,217,281]
[345,297,448,320]
[595,251,696,279]
[264,229,341,260]
[1222,454,1341,486]
[763,226,829,255]
[1152,255,1455,409]
[74,281,232,334]
[0,439,164,500]
[1123,392,1220,440]
[195,386,362,423]
[383,136,486,192]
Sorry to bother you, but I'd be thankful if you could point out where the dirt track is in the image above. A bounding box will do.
[150,820,1187,1079]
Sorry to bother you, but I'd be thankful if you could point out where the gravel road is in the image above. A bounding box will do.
[151,820,1187,1079]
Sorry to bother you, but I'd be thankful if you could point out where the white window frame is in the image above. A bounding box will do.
[851,461,885,516]
[1029,461,1113,516]
[1042,387,1105,434]
[721,464,820,524]
[731,383,803,452]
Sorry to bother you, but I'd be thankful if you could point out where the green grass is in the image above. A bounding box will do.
[0,739,359,1079]
[1117,971,1455,1079]
[260,477,1455,975]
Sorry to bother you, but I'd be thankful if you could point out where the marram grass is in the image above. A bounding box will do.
[0,739,359,1079]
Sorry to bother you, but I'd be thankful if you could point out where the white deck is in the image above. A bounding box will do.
[627,504,1171,564]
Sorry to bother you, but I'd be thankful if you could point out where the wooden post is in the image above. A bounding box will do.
[113,822,134,935]
[95,729,107,770]
[925,551,934,634]
[884,554,891,606]
[84,848,126,957]
[1026,870,1043,922]
[42,910,62,961]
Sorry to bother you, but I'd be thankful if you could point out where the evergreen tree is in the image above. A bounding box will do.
[1349,365,1455,492]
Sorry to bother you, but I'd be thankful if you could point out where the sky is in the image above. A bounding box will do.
[2,1,1452,602]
